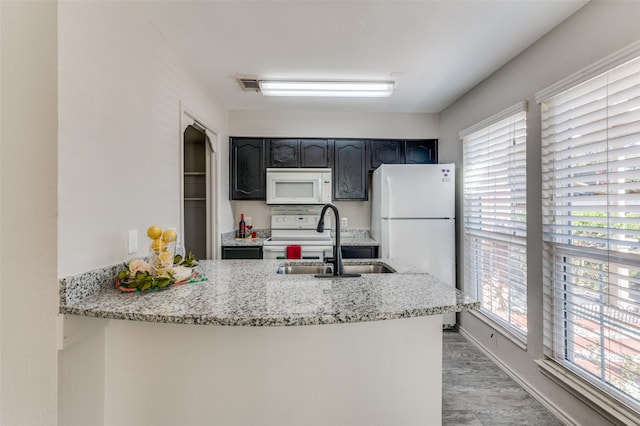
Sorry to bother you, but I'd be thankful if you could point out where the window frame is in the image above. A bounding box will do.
[460,101,529,342]
[536,40,640,419]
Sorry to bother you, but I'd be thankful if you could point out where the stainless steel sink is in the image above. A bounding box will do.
[342,264,395,274]
[277,264,332,275]
[277,262,395,275]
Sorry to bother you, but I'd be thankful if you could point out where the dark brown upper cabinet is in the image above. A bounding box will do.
[230,137,437,201]
[267,139,299,167]
[368,139,438,172]
[333,139,367,201]
[405,139,438,164]
[230,138,266,200]
[268,138,331,168]
[299,139,331,167]
[369,139,405,171]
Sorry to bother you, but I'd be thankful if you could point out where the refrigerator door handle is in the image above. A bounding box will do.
[385,176,392,217]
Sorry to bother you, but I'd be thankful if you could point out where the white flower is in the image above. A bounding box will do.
[128,258,151,279]
[171,265,192,283]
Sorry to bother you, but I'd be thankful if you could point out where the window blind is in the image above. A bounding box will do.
[540,54,640,410]
[462,105,528,337]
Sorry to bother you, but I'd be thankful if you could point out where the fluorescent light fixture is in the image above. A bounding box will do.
[258,80,394,97]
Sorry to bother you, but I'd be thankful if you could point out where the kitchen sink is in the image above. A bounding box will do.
[341,264,395,274]
[277,265,332,275]
[277,262,395,275]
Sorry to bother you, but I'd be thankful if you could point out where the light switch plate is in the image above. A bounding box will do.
[56,314,65,351]
[341,217,348,227]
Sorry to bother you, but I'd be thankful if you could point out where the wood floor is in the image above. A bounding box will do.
[442,331,564,426]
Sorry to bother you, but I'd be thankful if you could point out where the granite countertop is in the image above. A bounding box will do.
[60,259,478,326]
[221,229,379,247]
[339,236,379,246]
[221,237,269,247]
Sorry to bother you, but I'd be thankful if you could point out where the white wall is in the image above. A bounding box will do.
[57,1,231,277]
[230,110,439,140]
[229,110,439,230]
[439,1,640,425]
[55,1,231,424]
[0,1,59,424]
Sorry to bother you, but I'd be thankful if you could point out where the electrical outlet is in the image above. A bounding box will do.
[341,217,348,227]
[128,230,138,254]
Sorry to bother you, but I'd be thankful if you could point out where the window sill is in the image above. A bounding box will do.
[536,358,640,426]
[467,309,528,351]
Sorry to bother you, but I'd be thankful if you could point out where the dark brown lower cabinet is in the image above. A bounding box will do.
[341,246,379,259]
[221,246,263,259]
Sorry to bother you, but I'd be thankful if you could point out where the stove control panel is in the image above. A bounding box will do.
[271,214,331,230]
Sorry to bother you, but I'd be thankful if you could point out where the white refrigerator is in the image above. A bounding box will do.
[371,163,456,327]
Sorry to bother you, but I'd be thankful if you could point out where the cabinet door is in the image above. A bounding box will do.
[230,138,266,200]
[369,140,404,170]
[333,139,367,200]
[221,246,263,259]
[341,246,378,259]
[268,139,299,167]
[405,140,438,164]
[300,139,330,167]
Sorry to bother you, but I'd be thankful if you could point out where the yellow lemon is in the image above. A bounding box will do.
[162,229,177,243]
[147,225,163,240]
[150,238,167,253]
[158,250,173,264]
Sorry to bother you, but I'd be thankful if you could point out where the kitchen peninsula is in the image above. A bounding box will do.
[60,259,478,425]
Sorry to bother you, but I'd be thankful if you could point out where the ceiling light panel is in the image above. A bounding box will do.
[258,80,394,97]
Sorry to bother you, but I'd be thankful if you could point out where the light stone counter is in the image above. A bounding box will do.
[60,259,477,326]
[219,237,269,247]
[59,259,478,425]
[221,228,379,247]
[338,236,379,246]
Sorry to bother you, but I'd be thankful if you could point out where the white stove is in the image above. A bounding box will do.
[263,214,333,260]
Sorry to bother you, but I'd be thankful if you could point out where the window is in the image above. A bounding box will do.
[539,52,640,411]
[461,102,528,338]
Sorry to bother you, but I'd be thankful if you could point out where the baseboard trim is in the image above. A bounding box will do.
[457,327,579,426]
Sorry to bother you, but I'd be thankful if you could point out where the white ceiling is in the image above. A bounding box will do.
[134,0,588,114]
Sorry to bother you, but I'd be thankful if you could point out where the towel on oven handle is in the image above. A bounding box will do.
[286,245,302,259]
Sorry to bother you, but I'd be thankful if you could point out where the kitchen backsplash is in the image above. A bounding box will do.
[231,200,372,230]
[222,228,271,240]
[331,229,371,239]
[221,228,371,241]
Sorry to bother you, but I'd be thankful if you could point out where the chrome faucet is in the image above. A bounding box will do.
[315,203,360,278]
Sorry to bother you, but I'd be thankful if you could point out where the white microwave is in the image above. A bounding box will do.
[266,168,332,205]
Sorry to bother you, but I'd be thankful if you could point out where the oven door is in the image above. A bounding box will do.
[263,246,286,260]
[263,245,332,260]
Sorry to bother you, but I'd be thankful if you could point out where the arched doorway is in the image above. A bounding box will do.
[180,105,218,259]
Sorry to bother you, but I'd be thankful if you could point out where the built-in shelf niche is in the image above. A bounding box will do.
[183,125,208,259]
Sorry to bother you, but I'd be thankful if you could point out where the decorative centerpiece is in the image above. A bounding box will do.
[116,225,205,292]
